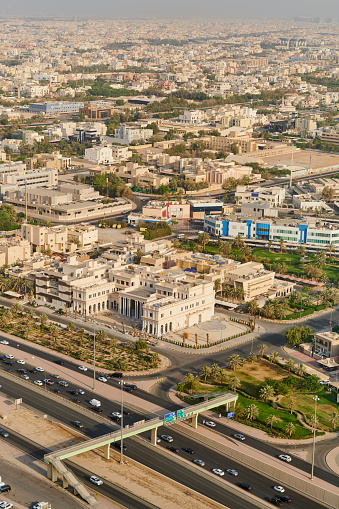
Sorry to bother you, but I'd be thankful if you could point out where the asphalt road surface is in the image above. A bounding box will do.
[0,372,328,509]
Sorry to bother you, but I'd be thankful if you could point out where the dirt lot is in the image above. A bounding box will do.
[0,398,224,509]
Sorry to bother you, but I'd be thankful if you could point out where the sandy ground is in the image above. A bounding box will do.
[262,149,339,171]
[0,397,223,509]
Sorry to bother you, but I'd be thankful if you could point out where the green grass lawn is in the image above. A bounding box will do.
[279,391,337,430]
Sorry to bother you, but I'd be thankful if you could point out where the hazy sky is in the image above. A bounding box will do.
[2,0,339,19]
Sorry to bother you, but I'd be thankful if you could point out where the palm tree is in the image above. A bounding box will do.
[244,300,259,324]
[245,404,259,421]
[266,414,279,430]
[268,240,272,252]
[184,372,196,394]
[67,321,75,331]
[329,412,339,429]
[229,376,241,392]
[247,353,257,364]
[285,422,295,437]
[200,366,211,381]
[198,232,210,251]
[297,363,306,376]
[259,344,267,358]
[269,351,279,364]
[228,354,243,371]
[219,369,228,384]
[211,363,220,379]
[206,333,209,347]
[11,303,23,315]
[286,359,295,372]
[39,313,48,326]
[287,398,296,415]
[214,279,222,297]
[259,384,275,402]
[279,238,284,254]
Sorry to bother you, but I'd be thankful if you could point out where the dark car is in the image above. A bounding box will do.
[0,485,11,493]
[54,360,65,365]
[91,406,103,413]
[111,372,123,378]
[0,356,7,361]
[72,398,81,404]
[168,446,180,453]
[123,386,133,392]
[124,384,137,390]
[69,390,78,395]
[52,388,61,393]
[4,361,13,365]
[183,448,195,454]
[123,409,131,415]
[239,483,252,491]
[268,498,283,507]
[73,421,83,428]
[276,496,292,503]
[29,368,38,373]
[17,369,27,374]
[110,414,121,421]
[114,441,127,451]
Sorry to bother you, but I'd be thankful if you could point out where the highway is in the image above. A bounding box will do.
[0,370,330,509]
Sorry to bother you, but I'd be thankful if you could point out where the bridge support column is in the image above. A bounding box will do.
[191,414,198,429]
[47,463,58,483]
[103,443,110,460]
[63,476,69,489]
[151,427,158,446]
[225,401,230,412]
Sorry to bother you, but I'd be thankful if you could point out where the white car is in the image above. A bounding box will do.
[17,360,25,365]
[76,389,85,395]
[33,503,49,509]
[274,486,285,493]
[204,421,216,428]
[233,433,245,441]
[0,502,13,509]
[279,454,292,463]
[193,459,205,467]
[160,434,173,443]
[78,366,88,371]
[98,376,108,383]
[89,475,103,486]
[226,469,238,476]
[35,367,44,372]
[148,436,161,444]
[58,380,69,387]
[5,354,14,359]
[111,412,122,419]
[319,380,330,385]
[21,374,29,380]
[0,340,9,345]
[211,468,224,476]
[34,380,43,386]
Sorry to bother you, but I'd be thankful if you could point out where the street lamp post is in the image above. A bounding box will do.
[311,395,319,480]
[120,377,124,464]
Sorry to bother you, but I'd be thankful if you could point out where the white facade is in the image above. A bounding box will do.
[84,146,114,165]
[235,186,286,207]
[178,110,203,124]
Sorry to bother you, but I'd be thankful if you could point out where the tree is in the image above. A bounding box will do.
[211,363,220,379]
[67,321,75,331]
[279,238,284,254]
[285,359,295,372]
[321,186,334,200]
[245,404,259,421]
[285,326,313,347]
[219,241,232,258]
[259,384,275,402]
[247,353,257,364]
[230,142,239,155]
[184,372,198,394]
[286,398,296,414]
[259,344,267,358]
[219,369,228,384]
[133,248,145,263]
[214,279,222,297]
[244,300,259,324]
[200,365,211,381]
[327,243,335,257]
[269,351,279,364]
[285,422,295,437]
[314,251,326,269]
[297,363,306,376]
[11,303,23,315]
[266,414,279,430]
[39,313,48,326]
[229,376,241,392]
[228,354,243,371]
[96,329,108,342]
[198,232,210,250]
[330,412,339,429]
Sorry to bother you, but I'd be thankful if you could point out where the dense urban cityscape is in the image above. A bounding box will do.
[0,8,338,509]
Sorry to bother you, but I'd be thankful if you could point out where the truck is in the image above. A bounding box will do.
[89,399,101,408]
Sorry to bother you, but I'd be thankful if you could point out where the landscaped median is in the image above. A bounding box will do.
[176,354,339,439]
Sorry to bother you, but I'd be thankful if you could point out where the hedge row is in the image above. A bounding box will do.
[163,330,248,349]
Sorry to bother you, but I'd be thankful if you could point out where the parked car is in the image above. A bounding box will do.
[0,485,11,493]
[0,502,13,509]
[89,476,103,486]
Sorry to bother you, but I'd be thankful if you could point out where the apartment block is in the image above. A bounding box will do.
[235,185,286,206]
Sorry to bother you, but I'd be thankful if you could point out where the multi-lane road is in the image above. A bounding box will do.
[0,368,329,509]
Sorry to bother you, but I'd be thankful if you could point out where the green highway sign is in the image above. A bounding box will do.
[164,412,175,423]
[176,409,185,419]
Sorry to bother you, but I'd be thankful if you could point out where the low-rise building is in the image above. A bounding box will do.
[314,331,339,358]
[188,199,224,219]
[235,185,286,206]
[109,125,153,145]
[84,146,114,165]
[28,102,84,115]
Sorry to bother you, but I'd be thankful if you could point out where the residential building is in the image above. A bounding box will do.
[0,167,58,199]
[84,146,114,165]
[178,110,203,124]
[314,331,339,358]
[321,130,339,146]
[109,125,153,145]
[0,237,31,265]
[142,200,190,220]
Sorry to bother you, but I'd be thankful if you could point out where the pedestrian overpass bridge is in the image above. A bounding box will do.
[44,392,237,505]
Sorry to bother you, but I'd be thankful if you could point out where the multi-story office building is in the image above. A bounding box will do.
[28,102,84,115]
[188,199,224,219]
[235,186,286,206]
[0,167,58,199]
[204,216,339,247]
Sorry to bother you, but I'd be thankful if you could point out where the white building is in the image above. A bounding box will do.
[235,186,286,207]
[0,167,58,199]
[84,146,114,165]
[178,110,203,124]
[109,125,153,145]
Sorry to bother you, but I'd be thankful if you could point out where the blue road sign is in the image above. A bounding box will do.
[164,412,176,423]
[227,412,235,418]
